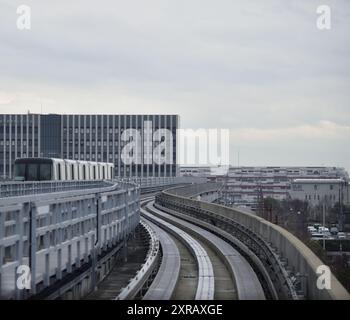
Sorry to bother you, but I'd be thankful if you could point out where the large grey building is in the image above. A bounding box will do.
[181,166,349,210]
[0,113,179,179]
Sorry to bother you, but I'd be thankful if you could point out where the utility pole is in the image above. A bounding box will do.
[257,184,264,218]
[224,172,229,206]
[322,202,326,250]
[339,181,344,231]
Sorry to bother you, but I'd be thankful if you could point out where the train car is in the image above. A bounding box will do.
[13,158,114,182]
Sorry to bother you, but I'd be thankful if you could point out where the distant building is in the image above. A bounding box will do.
[180,166,212,177]
[0,113,179,179]
[181,166,350,210]
[289,178,349,207]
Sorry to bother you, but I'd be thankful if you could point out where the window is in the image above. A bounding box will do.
[58,164,61,180]
[39,164,52,181]
[14,163,26,180]
[83,165,86,180]
[27,164,38,180]
[71,165,74,180]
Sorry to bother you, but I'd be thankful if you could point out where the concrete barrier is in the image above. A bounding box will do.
[160,184,350,300]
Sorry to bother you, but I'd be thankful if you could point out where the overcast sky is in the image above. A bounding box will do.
[0,1,349,171]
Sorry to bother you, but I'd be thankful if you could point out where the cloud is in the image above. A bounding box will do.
[230,121,350,142]
[0,92,15,105]
[0,0,349,170]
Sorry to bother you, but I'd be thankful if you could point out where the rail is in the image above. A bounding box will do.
[0,180,113,198]
[150,201,265,300]
[142,217,181,300]
[115,220,160,300]
[141,205,215,300]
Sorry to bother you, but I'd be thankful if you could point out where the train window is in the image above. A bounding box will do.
[71,165,74,180]
[14,163,26,180]
[83,165,86,180]
[103,167,105,179]
[58,164,61,180]
[110,168,113,179]
[27,164,38,180]
[39,164,52,181]
[93,166,96,179]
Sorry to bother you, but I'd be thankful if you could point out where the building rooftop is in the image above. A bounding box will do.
[292,178,345,184]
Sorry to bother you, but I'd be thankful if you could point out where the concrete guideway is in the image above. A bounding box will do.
[141,218,181,300]
[145,200,265,300]
[141,201,215,300]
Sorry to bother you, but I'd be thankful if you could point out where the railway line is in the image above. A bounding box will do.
[140,198,265,300]
[85,195,266,300]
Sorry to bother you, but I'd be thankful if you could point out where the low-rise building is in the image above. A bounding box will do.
[289,178,349,207]
[181,166,350,210]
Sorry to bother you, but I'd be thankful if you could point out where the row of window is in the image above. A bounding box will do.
[63,127,177,133]
[0,140,38,146]
[0,118,37,124]
[305,194,337,201]
[313,184,334,190]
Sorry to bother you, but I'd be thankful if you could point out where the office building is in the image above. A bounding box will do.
[0,113,179,179]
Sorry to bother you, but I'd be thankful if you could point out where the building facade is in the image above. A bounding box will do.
[0,113,179,179]
[181,166,350,210]
[289,178,349,207]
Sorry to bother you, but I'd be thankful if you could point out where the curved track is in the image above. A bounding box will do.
[141,218,181,300]
[142,202,215,300]
[141,198,265,300]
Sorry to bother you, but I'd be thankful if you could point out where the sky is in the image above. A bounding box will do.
[0,1,349,171]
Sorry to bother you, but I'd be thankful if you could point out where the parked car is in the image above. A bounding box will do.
[310,232,325,240]
[307,226,317,234]
[322,231,333,239]
[337,232,346,239]
[330,227,339,235]
[319,226,330,233]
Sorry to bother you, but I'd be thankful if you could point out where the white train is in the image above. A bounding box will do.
[14,158,115,181]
